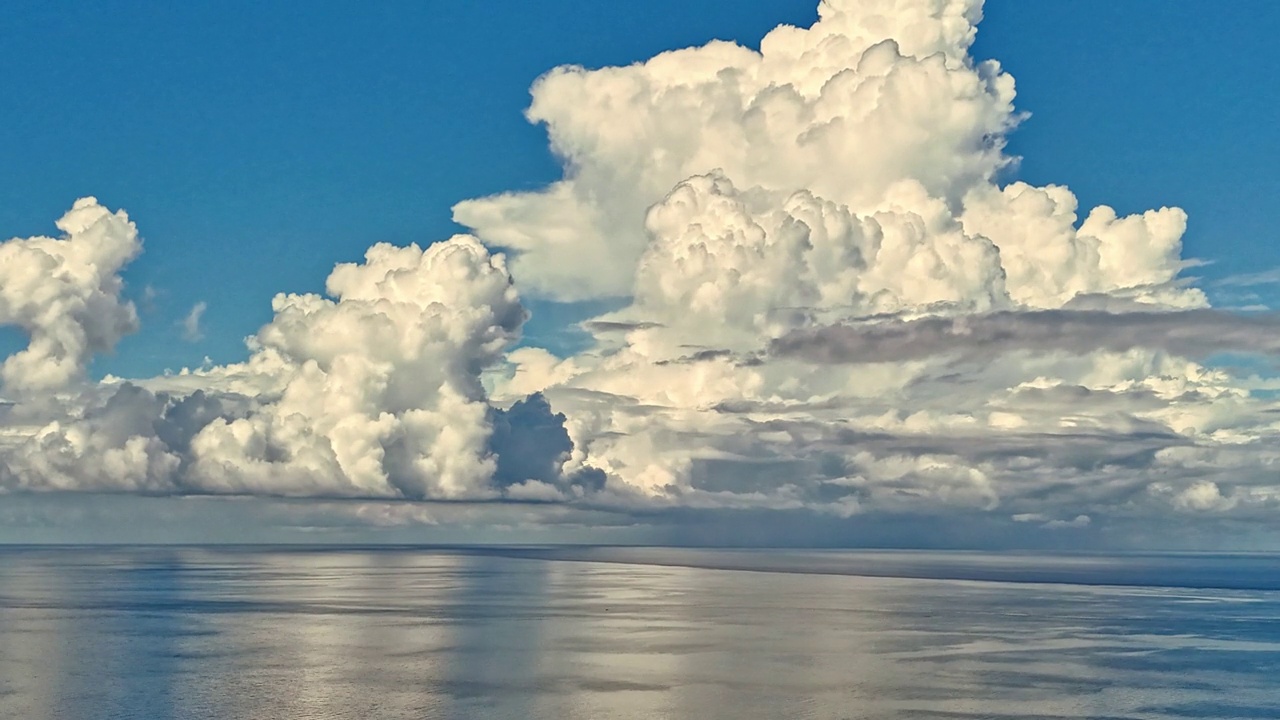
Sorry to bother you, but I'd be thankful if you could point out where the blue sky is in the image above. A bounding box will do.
[2,0,816,374]
[3,1,1280,545]
[3,1,1276,378]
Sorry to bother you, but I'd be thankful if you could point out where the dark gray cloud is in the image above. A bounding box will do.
[489,393,606,495]
[653,348,764,366]
[154,390,241,457]
[581,320,665,333]
[771,309,1280,363]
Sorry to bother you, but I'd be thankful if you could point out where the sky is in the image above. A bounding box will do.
[1,0,1279,546]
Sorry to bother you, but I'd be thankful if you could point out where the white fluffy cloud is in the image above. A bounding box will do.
[2,0,1277,545]
[453,0,1200,311]
[469,0,1271,540]
[180,237,528,499]
[1,228,600,501]
[454,0,1015,299]
[0,198,141,393]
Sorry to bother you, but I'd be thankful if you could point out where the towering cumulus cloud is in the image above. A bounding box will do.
[478,0,1273,541]
[1,0,1276,544]
[453,0,1197,309]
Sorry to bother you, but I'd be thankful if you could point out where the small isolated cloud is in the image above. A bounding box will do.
[1013,513,1090,529]
[1162,480,1238,513]
[180,301,207,342]
[1044,515,1092,530]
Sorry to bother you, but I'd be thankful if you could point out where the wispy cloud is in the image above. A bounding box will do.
[180,301,207,343]
[1214,266,1280,288]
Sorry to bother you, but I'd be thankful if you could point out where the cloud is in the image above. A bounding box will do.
[0,198,141,393]
[453,0,1201,313]
[3,1,1280,547]
[446,0,1260,545]
[1214,266,1280,288]
[1,232,604,502]
[180,301,207,342]
[454,0,1015,300]
[770,309,1280,364]
[489,392,606,496]
[178,236,532,499]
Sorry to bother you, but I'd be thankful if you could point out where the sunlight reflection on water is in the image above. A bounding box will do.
[0,546,1276,719]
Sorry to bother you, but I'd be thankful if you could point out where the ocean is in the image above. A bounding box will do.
[0,546,1276,719]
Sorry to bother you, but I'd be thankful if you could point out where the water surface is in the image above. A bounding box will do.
[0,546,1276,719]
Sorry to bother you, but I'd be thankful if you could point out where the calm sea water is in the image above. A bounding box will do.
[0,546,1277,719]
